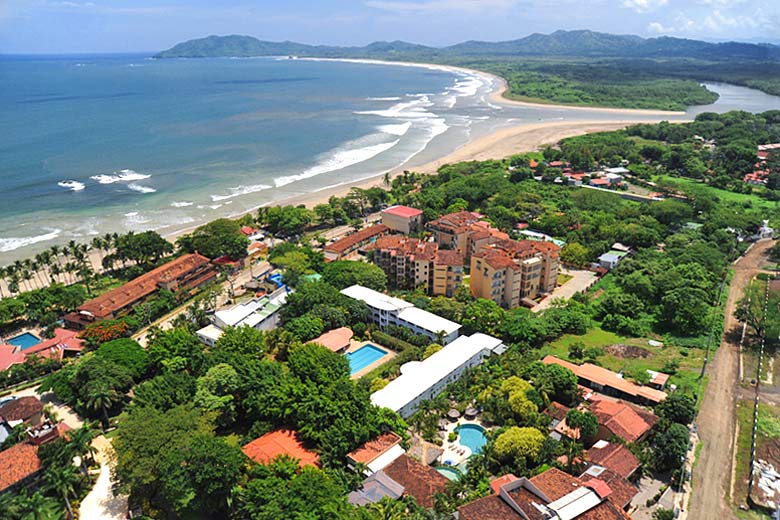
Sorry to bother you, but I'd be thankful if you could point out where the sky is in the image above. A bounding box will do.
[0,0,778,54]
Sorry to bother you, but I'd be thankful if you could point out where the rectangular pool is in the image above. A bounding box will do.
[346,344,389,375]
[7,332,42,350]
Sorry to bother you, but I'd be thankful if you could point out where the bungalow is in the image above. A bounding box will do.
[242,429,319,468]
[542,356,667,405]
[382,454,450,509]
[589,396,658,443]
[598,249,629,270]
[589,177,612,188]
[0,396,44,427]
[457,467,631,520]
[0,442,41,494]
[586,440,641,480]
[346,432,405,474]
[324,224,390,261]
[309,327,354,354]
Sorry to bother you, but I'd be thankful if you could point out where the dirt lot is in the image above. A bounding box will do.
[689,239,776,520]
[605,344,651,359]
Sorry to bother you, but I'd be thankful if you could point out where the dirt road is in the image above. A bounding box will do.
[689,239,775,520]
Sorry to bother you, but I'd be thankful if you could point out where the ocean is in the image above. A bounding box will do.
[1,54,779,262]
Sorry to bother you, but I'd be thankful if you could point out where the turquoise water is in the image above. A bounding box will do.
[436,466,461,481]
[8,332,42,350]
[347,344,388,374]
[457,424,487,454]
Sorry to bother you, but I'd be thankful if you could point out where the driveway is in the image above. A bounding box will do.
[533,268,597,312]
[79,436,128,520]
[9,386,82,429]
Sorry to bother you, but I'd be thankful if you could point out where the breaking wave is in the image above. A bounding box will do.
[0,229,62,252]
[57,180,86,192]
[91,169,151,184]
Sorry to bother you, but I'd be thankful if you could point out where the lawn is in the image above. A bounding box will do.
[733,401,779,519]
[542,325,707,395]
[656,175,780,215]
[557,273,573,286]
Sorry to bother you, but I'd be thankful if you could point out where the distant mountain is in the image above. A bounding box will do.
[155,30,780,62]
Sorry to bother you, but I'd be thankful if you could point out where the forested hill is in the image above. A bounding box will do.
[156,31,780,61]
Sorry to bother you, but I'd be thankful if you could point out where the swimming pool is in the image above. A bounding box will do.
[346,344,389,375]
[7,332,41,351]
[435,466,461,481]
[456,424,487,455]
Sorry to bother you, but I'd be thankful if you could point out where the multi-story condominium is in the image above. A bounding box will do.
[340,285,461,344]
[380,205,423,234]
[470,239,560,307]
[368,236,464,297]
[426,211,509,261]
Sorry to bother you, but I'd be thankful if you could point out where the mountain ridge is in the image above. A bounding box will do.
[156,30,780,61]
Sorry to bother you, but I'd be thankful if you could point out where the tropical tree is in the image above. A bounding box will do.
[86,386,122,430]
[66,423,98,476]
[43,464,80,519]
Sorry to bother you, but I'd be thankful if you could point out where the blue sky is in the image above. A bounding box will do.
[1,0,778,54]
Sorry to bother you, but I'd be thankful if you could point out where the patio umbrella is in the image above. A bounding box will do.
[464,407,478,419]
[447,409,461,420]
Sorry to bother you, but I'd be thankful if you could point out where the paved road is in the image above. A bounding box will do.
[532,268,597,313]
[689,239,775,520]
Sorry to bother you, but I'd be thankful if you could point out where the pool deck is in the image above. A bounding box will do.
[347,340,396,380]
[439,419,486,467]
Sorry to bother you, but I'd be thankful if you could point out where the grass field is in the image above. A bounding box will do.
[656,175,780,215]
[542,325,706,395]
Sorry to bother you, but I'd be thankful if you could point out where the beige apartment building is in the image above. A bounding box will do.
[470,239,560,307]
[381,205,424,234]
[426,211,509,261]
[368,236,464,297]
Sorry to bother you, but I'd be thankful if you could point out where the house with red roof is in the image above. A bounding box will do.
[457,467,631,520]
[589,396,658,443]
[0,328,85,372]
[242,429,320,468]
[0,396,44,427]
[586,440,641,479]
[347,432,405,474]
[381,205,424,234]
[309,327,354,353]
[382,454,450,509]
[0,442,42,494]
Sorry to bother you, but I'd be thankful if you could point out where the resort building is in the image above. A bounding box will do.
[324,224,390,261]
[457,467,632,520]
[370,333,506,418]
[470,239,561,307]
[346,432,405,475]
[242,429,319,469]
[367,236,464,297]
[196,287,288,347]
[381,454,450,509]
[381,205,423,234]
[340,285,461,344]
[426,211,509,261]
[0,328,85,371]
[542,356,667,405]
[64,253,216,329]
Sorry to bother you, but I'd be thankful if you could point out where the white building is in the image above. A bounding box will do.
[196,288,288,346]
[340,285,461,344]
[370,333,506,418]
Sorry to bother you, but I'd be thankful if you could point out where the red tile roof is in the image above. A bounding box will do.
[309,327,354,353]
[369,235,438,262]
[581,468,638,510]
[0,442,41,492]
[589,396,658,443]
[0,328,87,371]
[542,356,667,404]
[427,211,484,234]
[383,205,423,218]
[434,250,464,267]
[347,432,402,465]
[0,396,43,422]
[242,429,320,468]
[490,473,519,494]
[587,442,640,479]
[77,253,213,319]
[590,178,611,186]
[325,224,389,255]
[383,454,449,508]
[240,226,257,236]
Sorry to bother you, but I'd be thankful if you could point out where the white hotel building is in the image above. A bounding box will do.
[340,285,461,344]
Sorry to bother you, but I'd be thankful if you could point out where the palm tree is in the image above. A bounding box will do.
[18,490,63,520]
[44,464,80,519]
[67,423,98,477]
[50,263,62,285]
[0,266,7,299]
[86,386,121,430]
[383,171,392,188]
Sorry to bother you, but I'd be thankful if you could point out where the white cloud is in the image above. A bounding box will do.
[647,21,673,33]
[365,0,522,13]
[702,8,760,30]
[621,0,668,13]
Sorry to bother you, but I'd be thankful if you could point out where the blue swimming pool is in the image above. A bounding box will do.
[435,466,461,481]
[347,344,389,375]
[456,424,487,455]
[7,332,41,351]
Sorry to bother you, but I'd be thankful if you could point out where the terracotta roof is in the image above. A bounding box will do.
[0,328,86,371]
[545,402,571,422]
[542,356,667,404]
[530,468,631,520]
[490,473,519,494]
[458,494,518,520]
[0,442,41,492]
[78,253,212,318]
[383,205,423,218]
[325,224,389,254]
[434,250,464,267]
[649,372,670,386]
[369,235,438,262]
[581,468,638,510]
[0,396,43,422]
[347,432,402,465]
[240,226,257,236]
[0,344,25,372]
[473,248,520,271]
[590,178,611,186]
[309,327,354,353]
[383,454,449,508]
[242,429,320,468]
[427,211,483,234]
[587,441,640,479]
[589,396,657,443]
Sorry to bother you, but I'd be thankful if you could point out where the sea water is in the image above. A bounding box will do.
[1,54,779,261]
